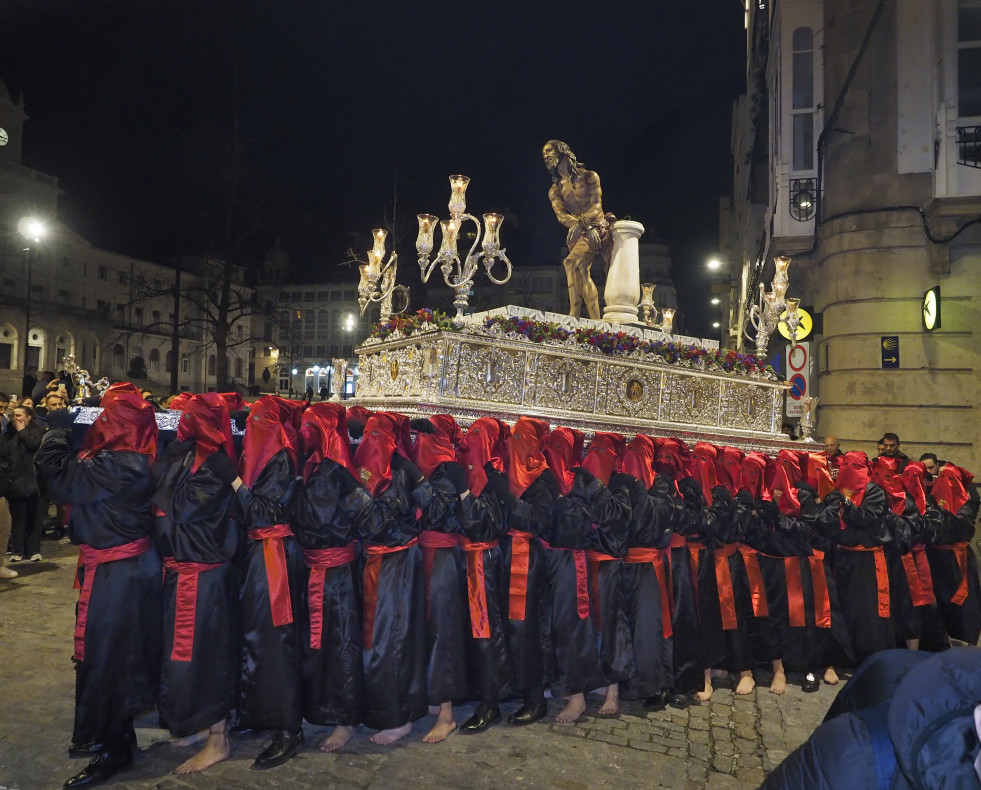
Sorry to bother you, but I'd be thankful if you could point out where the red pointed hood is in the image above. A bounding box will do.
[654,437,690,480]
[739,452,769,499]
[689,442,719,505]
[168,392,194,412]
[931,464,974,515]
[352,411,412,495]
[837,451,871,505]
[715,446,745,496]
[582,432,625,486]
[413,414,465,478]
[871,456,906,515]
[509,417,551,497]
[240,396,298,488]
[100,381,143,404]
[345,404,374,428]
[804,452,836,501]
[81,392,158,459]
[301,402,356,484]
[462,417,510,496]
[769,449,803,516]
[622,434,656,489]
[176,392,237,473]
[900,461,928,516]
[542,426,584,495]
[218,392,246,412]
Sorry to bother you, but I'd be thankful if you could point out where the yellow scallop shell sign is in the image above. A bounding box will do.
[778,307,813,341]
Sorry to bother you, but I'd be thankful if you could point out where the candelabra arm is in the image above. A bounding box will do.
[443,213,482,288]
[483,247,513,285]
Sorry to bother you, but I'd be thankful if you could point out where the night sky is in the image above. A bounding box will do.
[0,0,746,336]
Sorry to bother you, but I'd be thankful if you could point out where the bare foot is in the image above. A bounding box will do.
[320,726,354,753]
[735,670,756,695]
[695,669,714,702]
[171,728,209,748]
[370,722,412,745]
[824,667,839,685]
[906,638,920,651]
[555,693,587,723]
[175,730,231,774]
[422,703,457,744]
[769,668,786,695]
[597,683,619,717]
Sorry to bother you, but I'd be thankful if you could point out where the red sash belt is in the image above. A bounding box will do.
[900,548,936,608]
[248,524,295,628]
[624,547,674,638]
[507,529,533,621]
[934,543,970,605]
[303,545,357,649]
[586,549,619,631]
[74,536,153,661]
[362,538,418,649]
[808,550,832,628]
[162,557,226,661]
[712,543,740,631]
[419,530,461,615]
[460,538,498,638]
[542,540,590,620]
[839,545,890,617]
[738,545,770,618]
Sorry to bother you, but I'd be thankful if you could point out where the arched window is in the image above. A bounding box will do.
[113,344,125,370]
[165,350,173,373]
[180,355,189,374]
[148,348,160,372]
[207,354,216,376]
[55,332,75,368]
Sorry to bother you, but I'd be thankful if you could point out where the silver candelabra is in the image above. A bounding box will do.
[744,256,801,357]
[638,283,676,334]
[416,176,513,324]
[357,228,409,320]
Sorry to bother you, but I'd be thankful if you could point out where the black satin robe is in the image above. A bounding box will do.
[235,450,305,731]
[664,476,702,695]
[618,475,675,700]
[544,469,615,696]
[503,471,558,696]
[151,442,239,736]
[291,458,364,727]
[922,488,981,645]
[820,484,900,663]
[458,481,512,703]
[35,430,162,747]
[343,467,427,730]
[885,497,926,645]
[416,463,471,705]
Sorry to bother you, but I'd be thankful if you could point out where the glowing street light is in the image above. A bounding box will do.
[712,321,721,328]
[707,257,722,271]
[710,297,720,305]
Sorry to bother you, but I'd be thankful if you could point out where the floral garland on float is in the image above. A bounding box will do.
[368,308,776,379]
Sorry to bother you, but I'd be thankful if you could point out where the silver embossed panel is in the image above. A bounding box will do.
[661,372,722,427]
[530,353,595,413]
[597,363,664,421]
[720,381,775,433]
[455,342,524,405]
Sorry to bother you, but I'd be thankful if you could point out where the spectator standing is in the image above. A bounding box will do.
[31,371,55,404]
[21,366,37,398]
[823,436,844,480]
[0,405,46,562]
[878,433,909,470]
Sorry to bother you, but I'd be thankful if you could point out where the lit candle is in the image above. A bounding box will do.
[416,214,438,256]
[448,175,470,217]
[366,249,383,278]
[372,228,388,257]
[440,218,460,255]
[661,307,675,334]
[482,213,503,251]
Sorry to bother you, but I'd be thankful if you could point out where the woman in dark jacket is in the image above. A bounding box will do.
[0,404,45,561]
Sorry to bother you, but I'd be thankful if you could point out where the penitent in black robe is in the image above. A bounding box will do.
[344,467,427,730]
[235,450,305,732]
[151,441,239,736]
[35,431,162,748]
[544,469,611,697]
[415,464,471,705]
[291,458,364,727]
[503,471,559,697]
[664,475,703,696]
[618,475,675,700]
[922,487,981,645]
[458,479,512,703]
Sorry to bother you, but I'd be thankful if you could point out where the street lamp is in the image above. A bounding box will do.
[710,297,720,305]
[17,217,45,375]
[707,257,722,271]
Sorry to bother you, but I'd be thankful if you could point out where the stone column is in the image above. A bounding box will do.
[602,220,644,324]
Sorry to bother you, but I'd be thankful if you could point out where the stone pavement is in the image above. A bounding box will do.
[0,540,842,790]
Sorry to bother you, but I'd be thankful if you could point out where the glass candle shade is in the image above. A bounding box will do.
[482,213,503,251]
[448,175,470,217]
[661,307,676,334]
[371,228,388,257]
[416,214,439,256]
[439,218,461,256]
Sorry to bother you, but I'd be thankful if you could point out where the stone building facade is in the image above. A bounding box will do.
[724,0,981,470]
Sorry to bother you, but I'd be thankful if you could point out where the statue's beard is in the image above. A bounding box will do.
[546,162,560,184]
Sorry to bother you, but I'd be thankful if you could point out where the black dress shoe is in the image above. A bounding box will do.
[63,748,133,788]
[460,703,501,733]
[644,689,670,712]
[252,728,304,769]
[668,692,692,709]
[508,699,548,726]
[801,672,820,693]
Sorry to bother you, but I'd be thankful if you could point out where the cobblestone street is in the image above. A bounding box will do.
[0,541,841,790]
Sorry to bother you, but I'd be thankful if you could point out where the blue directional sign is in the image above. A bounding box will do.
[881,336,900,368]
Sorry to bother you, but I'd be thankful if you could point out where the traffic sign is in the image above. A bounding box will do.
[785,341,812,417]
[789,374,806,399]
[880,336,900,368]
